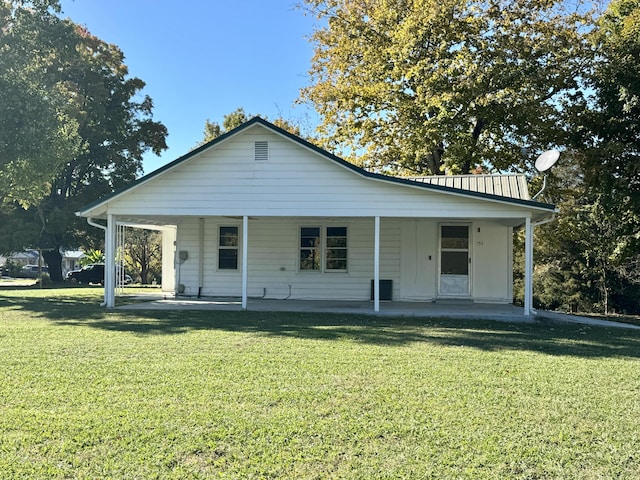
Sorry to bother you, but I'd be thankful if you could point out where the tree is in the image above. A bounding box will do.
[0,0,83,206]
[552,0,640,314]
[0,1,168,281]
[201,108,301,143]
[530,159,640,315]
[123,228,162,285]
[300,0,597,174]
[514,0,640,316]
[202,108,249,143]
[580,0,640,265]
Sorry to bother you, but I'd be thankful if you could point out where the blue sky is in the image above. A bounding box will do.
[59,0,320,174]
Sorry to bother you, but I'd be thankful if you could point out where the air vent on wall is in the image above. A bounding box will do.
[254,140,269,161]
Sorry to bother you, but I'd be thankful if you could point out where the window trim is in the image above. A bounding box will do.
[298,225,348,273]
[325,226,348,272]
[299,226,321,272]
[218,225,240,271]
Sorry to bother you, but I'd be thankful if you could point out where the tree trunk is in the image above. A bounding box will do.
[42,248,63,282]
[426,144,445,175]
[141,264,149,284]
[464,118,486,174]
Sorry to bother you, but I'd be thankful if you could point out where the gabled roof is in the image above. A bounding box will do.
[77,116,555,216]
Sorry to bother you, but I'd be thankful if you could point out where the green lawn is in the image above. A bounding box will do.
[1,288,639,479]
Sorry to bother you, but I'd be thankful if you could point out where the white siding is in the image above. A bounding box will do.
[102,126,534,220]
[174,217,403,301]
[173,217,512,303]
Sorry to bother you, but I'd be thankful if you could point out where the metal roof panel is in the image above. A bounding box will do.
[406,174,531,201]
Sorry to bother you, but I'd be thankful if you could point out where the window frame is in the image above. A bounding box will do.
[299,226,322,272]
[218,225,240,271]
[298,225,348,273]
[325,226,348,272]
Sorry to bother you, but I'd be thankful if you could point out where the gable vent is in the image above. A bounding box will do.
[254,140,269,161]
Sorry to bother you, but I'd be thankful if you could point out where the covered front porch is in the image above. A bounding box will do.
[100,213,542,316]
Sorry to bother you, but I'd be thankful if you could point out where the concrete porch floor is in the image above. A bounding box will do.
[115,295,640,329]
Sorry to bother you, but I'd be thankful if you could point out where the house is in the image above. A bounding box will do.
[6,250,40,266]
[77,117,556,315]
[1,250,84,274]
[61,250,85,276]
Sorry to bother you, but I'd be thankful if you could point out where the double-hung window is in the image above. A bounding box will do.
[325,227,347,271]
[299,226,348,272]
[300,227,321,271]
[218,226,239,270]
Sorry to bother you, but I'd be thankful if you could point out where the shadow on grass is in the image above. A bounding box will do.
[56,310,640,360]
[0,287,106,321]
[3,289,640,359]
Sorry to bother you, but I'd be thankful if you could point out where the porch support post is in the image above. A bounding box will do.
[374,215,380,313]
[105,214,116,308]
[524,216,533,316]
[198,218,204,295]
[241,215,248,310]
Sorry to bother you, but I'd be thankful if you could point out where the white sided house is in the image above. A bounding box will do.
[77,117,556,315]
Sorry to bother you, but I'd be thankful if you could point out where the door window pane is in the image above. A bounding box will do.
[441,225,469,249]
[441,251,469,275]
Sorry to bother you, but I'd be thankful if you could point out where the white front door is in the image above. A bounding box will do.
[439,224,471,297]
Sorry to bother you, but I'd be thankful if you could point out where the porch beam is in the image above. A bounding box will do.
[105,214,116,308]
[524,216,533,316]
[374,216,380,313]
[242,215,248,310]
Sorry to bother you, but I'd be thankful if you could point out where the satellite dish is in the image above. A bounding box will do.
[532,149,560,200]
[534,149,560,173]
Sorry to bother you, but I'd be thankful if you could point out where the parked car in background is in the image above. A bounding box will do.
[66,263,104,284]
[66,264,132,285]
[16,265,49,278]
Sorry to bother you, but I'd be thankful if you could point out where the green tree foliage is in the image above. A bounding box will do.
[0,0,168,281]
[300,0,597,174]
[534,0,640,315]
[529,159,640,315]
[0,0,83,206]
[581,0,639,264]
[202,108,301,143]
[79,249,105,266]
[202,108,249,143]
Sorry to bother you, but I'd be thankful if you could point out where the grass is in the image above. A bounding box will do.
[1,287,639,479]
